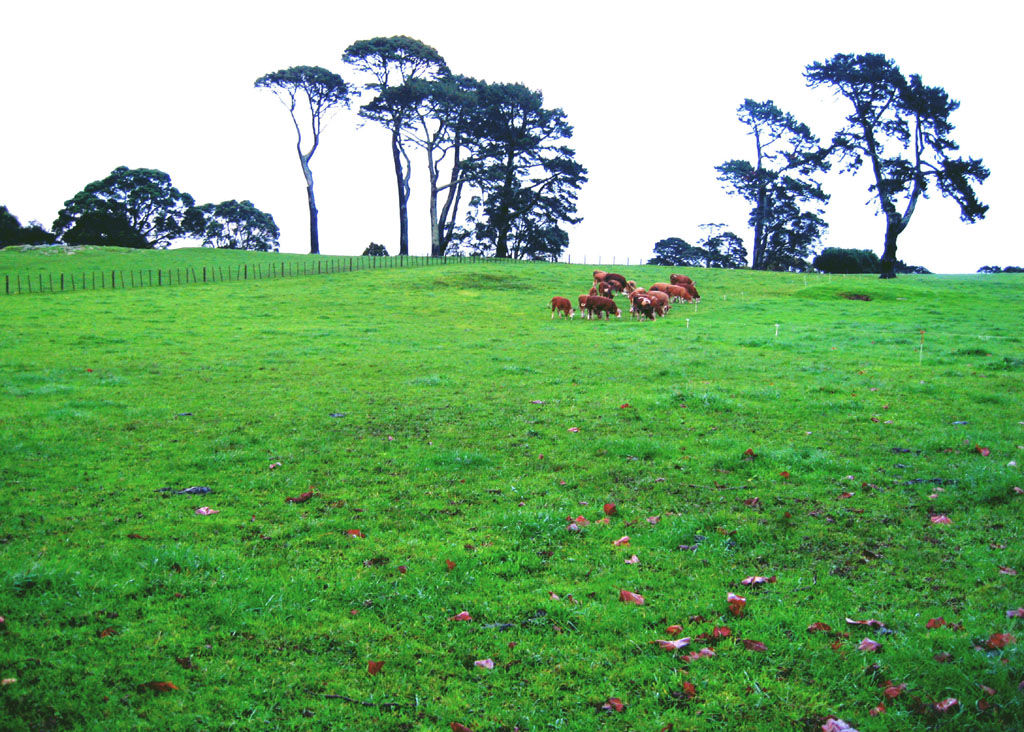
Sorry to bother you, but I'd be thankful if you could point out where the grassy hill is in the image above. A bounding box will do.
[1,251,1022,731]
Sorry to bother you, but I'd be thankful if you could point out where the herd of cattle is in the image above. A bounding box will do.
[550,271,701,321]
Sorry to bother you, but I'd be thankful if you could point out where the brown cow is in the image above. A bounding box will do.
[578,294,591,312]
[550,296,575,319]
[593,270,608,283]
[584,295,621,320]
[632,294,656,320]
[670,274,694,287]
[603,273,628,292]
[663,284,694,302]
[648,282,672,294]
[645,290,671,316]
[589,282,615,299]
[681,282,700,301]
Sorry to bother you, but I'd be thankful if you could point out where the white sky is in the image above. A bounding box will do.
[1,0,1019,272]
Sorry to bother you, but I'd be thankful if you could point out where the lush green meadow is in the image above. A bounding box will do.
[1,247,1022,731]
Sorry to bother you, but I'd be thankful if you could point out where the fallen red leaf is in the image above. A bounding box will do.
[619,589,644,605]
[974,445,990,456]
[727,592,746,616]
[451,724,476,732]
[1006,608,1024,618]
[682,647,715,662]
[926,617,947,629]
[567,427,580,433]
[445,559,456,571]
[858,638,881,652]
[998,566,1017,576]
[743,448,757,459]
[473,659,494,670]
[821,718,860,732]
[126,533,144,540]
[934,651,953,662]
[346,529,366,538]
[97,627,117,638]
[870,703,886,716]
[712,626,732,639]
[934,698,959,713]
[367,660,384,676]
[620,403,630,409]
[285,491,313,504]
[612,536,630,546]
[174,657,196,670]
[602,697,624,712]
[646,515,661,525]
[655,637,692,651]
[397,565,407,574]
[930,514,952,525]
[838,491,855,499]
[138,681,179,693]
[883,682,906,699]
[194,507,219,516]
[625,555,640,564]
[603,503,617,515]
[666,624,685,636]
[740,575,776,586]
[742,497,760,508]
[780,471,791,479]
[808,622,832,633]
[741,639,767,652]
[449,611,473,622]
[987,633,1015,649]
[682,681,697,698]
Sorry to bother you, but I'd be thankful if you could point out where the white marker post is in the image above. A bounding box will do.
[686,318,690,329]
[775,324,780,338]
[919,329,925,365]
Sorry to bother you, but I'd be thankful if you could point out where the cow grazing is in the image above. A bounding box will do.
[645,290,671,316]
[663,284,694,302]
[632,294,656,320]
[624,280,637,294]
[603,273,628,292]
[550,296,575,319]
[585,295,621,320]
[670,274,694,287]
[593,270,608,283]
[681,282,700,301]
[578,294,591,312]
[648,282,673,294]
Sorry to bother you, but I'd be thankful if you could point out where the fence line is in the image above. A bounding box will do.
[0,254,497,296]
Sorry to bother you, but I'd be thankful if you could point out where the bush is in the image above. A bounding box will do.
[812,247,880,274]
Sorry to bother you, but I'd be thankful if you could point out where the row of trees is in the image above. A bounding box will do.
[5,47,987,279]
[6,167,282,251]
[256,36,587,261]
[692,53,988,277]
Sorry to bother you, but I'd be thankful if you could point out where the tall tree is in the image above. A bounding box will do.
[255,65,352,255]
[698,224,748,268]
[343,36,449,256]
[401,75,481,257]
[186,200,280,251]
[648,237,705,267]
[466,81,586,259]
[716,99,829,270]
[52,167,194,248]
[805,53,989,278]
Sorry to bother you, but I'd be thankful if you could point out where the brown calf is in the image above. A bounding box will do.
[550,296,575,319]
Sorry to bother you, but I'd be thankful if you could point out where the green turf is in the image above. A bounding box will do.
[1,247,1021,731]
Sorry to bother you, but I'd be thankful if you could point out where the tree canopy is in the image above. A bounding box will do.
[716,99,829,271]
[463,81,586,259]
[52,167,195,248]
[805,53,989,278]
[343,36,449,257]
[255,65,352,255]
[186,200,280,251]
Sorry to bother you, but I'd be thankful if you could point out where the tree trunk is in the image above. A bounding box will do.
[300,156,319,255]
[391,129,410,256]
[306,182,319,256]
[878,212,900,279]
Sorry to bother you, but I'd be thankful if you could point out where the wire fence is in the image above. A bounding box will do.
[0,254,492,296]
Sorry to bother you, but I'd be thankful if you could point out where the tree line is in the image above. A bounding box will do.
[1,47,992,279]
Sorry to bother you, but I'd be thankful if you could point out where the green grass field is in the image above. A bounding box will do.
[1,247,1021,731]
